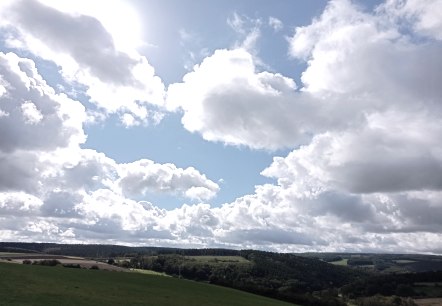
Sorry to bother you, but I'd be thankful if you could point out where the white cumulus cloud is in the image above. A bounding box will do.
[0,0,165,126]
[1,0,442,253]
[118,160,220,201]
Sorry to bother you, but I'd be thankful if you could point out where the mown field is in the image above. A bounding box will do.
[329,258,348,266]
[0,252,125,271]
[0,262,296,306]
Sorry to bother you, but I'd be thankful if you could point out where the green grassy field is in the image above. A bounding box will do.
[0,263,296,306]
[329,258,348,266]
[131,268,170,276]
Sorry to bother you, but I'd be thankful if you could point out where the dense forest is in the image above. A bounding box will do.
[123,250,363,305]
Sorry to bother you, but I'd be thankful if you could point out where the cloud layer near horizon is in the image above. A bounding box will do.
[1,0,442,253]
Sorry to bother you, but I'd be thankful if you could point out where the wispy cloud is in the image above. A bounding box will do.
[268,16,283,32]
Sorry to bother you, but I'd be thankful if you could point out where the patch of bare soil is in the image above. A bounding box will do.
[414,298,442,306]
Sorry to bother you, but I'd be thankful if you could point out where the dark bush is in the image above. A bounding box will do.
[63,264,81,269]
[32,259,61,266]
[42,259,60,266]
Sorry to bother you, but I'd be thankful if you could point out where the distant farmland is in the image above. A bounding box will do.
[0,262,296,306]
[0,252,125,271]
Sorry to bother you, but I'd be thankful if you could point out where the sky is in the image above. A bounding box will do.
[0,0,441,253]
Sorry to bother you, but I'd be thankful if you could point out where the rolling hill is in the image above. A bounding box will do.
[0,262,295,306]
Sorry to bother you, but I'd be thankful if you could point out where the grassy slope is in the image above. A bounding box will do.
[329,259,348,266]
[0,263,296,306]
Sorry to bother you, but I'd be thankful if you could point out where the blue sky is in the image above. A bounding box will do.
[0,0,442,253]
[83,113,281,209]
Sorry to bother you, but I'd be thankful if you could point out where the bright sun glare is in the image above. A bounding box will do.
[38,0,144,53]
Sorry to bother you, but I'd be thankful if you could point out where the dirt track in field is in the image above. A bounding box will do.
[414,298,442,306]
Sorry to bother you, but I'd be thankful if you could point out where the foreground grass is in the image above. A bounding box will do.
[0,263,295,306]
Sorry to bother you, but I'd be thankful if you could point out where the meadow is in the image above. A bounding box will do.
[0,262,295,306]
